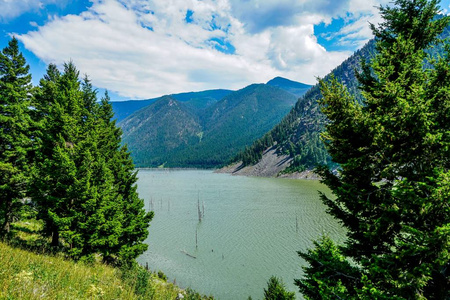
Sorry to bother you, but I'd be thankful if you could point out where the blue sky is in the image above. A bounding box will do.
[1,0,450,100]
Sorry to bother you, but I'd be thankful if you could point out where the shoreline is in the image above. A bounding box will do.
[214,163,320,180]
[136,167,214,171]
[135,166,320,180]
[213,146,321,180]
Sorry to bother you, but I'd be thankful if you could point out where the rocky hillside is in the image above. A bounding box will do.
[229,39,377,174]
[230,23,450,177]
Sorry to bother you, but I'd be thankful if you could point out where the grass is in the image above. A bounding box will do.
[0,241,184,299]
[1,219,213,299]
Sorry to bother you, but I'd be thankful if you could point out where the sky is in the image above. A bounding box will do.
[1,0,450,101]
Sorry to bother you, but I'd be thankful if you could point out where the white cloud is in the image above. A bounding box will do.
[440,0,450,14]
[340,0,385,41]
[268,25,323,69]
[17,0,389,99]
[0,0,69,22]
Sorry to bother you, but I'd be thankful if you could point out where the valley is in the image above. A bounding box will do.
[2,1,448,300]
[114,78,311,168]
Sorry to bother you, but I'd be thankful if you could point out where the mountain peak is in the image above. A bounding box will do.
[267,77,311,88]
[266,77,312,97]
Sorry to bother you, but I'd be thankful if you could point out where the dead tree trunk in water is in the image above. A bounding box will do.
[197,192,202,222]
[196,228,198,249]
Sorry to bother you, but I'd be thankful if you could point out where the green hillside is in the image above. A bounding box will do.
[120,96,203,167]
[0,241,180,299]
[119,84,298,168]
[233,39,376,171]
[1,220,212,300]
[236,20,450,173]
[111,89,232,122]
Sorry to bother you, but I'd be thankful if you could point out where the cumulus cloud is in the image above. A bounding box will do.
[16,0,387,99]
[228,0,351,34]
[19,0,267,98]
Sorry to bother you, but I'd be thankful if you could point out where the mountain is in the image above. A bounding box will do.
[111,89,232,122]
[229,39,377,174]
[120,96,203,167]
[118,83,299,168]
[111,99,156,122]
[230,24,450,176]
[180,84,299,167]
[266,77,312,97]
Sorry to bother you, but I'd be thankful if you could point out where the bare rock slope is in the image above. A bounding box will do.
[216,146,319,179]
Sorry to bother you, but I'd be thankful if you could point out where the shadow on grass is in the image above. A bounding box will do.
[4,220,64,257]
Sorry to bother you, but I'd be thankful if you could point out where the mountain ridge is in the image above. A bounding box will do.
[111,76,312,123]
[266,77,312,97]
[111,89,233,122]
[118,80,304,168]
[226,39,376,175]
[228,24,450,177]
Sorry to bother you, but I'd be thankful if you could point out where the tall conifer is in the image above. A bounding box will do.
[32,63,152,264]
[32,62,83,246]
[97,92,154,264]
[0,37,33,235]
[296,0,450,298]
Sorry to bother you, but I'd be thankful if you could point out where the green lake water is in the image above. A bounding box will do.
[136,169,345,299]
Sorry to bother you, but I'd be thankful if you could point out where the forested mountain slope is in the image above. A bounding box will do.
[176,84,299,167]
[111,89,232,122]
[266,76,313,97]
[233,23,450,174]
[119,83,299,168]
[119,96,203,167]
[232,39,376,172]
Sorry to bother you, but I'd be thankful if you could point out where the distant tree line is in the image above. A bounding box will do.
[0,37,153,265]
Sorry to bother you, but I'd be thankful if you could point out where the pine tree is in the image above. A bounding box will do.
[263,276,295,300]
[0,37,33,235]
[32,64,152,264]
[97,92,154,264]
[295,236,360,299]
[32,62,84,246]
[296,0,450,298]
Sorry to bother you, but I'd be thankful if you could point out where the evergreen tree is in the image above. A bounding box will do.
[32,62,84,246]
[295,236,360,299]
[263,276,295,300]
[0,37,33,235]
[97,92,154,264]
[32,63,152,264]
[296,0,450,298]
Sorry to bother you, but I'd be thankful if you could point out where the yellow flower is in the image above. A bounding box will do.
[15,270,33,282]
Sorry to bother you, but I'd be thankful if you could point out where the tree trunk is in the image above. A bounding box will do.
[51,228,59,247]
[1,218,10,235]
[1,201,12,235]
[427,268,449,300]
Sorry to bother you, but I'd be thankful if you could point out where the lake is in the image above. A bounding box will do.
[136,169,345,299]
